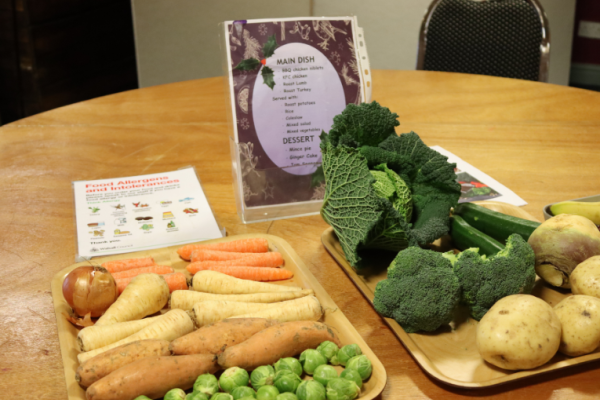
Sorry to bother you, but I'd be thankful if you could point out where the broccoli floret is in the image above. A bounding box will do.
[442,234,536,321]
[373,247,461,333]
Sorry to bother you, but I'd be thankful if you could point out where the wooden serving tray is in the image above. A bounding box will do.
[51,234,387,400]
[321,201,600,388]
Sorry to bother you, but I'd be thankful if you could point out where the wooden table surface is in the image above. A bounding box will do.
[1,70,600,399]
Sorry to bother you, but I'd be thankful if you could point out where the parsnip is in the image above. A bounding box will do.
[170,289,314,310]
[95,273,169,326]
[228,295,322,323]
[192,301,279,327]
[77,315,163,352]
[78,309,193,364]
[192,270,303,294]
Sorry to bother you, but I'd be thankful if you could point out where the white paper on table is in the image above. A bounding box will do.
[431,146,527,207]
[72,167,224,261]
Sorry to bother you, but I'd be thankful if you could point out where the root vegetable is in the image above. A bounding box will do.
[95,274,169,326]
[170,318,278,356]
[554,295,600,356]
[111,265,174,280]
[571,256,600,298]
[187,265,293,281]
[178,238,269,260]
[192,301,280,326]
[76,339,170,388]
[170,289,314,311]
[62,266,118,317]
[101,257,155,273]
[227,296,322,324]
[86,353,219,400]
[78,309,194,364]
[115,272,188,295]
[218,321,341,370]
[190,250,283,266]
[77,315,164,352]
[192,270,303,294]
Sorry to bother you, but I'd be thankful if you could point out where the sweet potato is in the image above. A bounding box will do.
[217,321,342,370]
[86,353,218,400]
[169,318,278,356]
[76,339,170,388]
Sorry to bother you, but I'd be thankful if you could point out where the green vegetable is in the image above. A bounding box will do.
[373,246,461,333]
[345,355,372,380]
[251,365,276,390]
[133,396,152,400]
[335,345,361,367]
[450,215,504,257]
[442,233,536,320]
[211,394,234,400]
[316,341,339,362]
[370,164,412,222]
[312,364,339,386]
[339,369,362,389]
[186,392,210,400]
[320,102,461,269]
[238,397,257,400]
[164,388,186,400]
[273,370,302,393]
[219,367,250,393]
[231,386,257,400]
[296,380,326,400]
[274,357,303,376]
[299,349,327,375]
[453,202,541,243]
[275,393,298,400]
[256,385,279,400]
[194,374,220,397]
[325,378,359,400]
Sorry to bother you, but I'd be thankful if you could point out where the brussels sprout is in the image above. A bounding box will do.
[256,385,279,400]
[336,345,362,366]
[273,370,302,393]
[325,378,359,400]
[210,394,234,400]
[273,357,303,376]
[276,393,298,400]
[316,341,340,362]
[296,380,326,400]
[133,396,152,400]
[238,397,257,400]
[251,365,276,390]
[312,364,338,386]
[231,386,257,400]
[339,369,362,389]
[299,349,327,375]
[194,373,220,396]
[164,388,186,400]
[186,392,210,400]
[220,367,250,393]
[329,355,340,366]
[345,355,372,380]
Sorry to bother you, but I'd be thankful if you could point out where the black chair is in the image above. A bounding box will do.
[416,0,550,82]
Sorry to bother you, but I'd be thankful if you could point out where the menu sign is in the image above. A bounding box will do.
[224,17,370,222]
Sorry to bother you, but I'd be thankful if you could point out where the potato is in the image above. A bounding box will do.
[554,295,600,357]
[571,256,600,298]
[476,294,561,370]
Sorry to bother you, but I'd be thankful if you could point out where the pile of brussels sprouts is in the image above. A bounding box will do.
[137,341,373,400]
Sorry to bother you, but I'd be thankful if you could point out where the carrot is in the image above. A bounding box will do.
[228,295,322,324]
[186,256,284,274]
[218,321,342,370]
[169,318,278,356]
[110,265,174,280]
[101,257,155,273]
[78,309,194,364]
[177,238,269,260]
[169,289,315,311]
[188,265,293,281]
[95,274,169,326]
[191,249,284,265]
[77,315,164,352]
[86,353,219,400]
[115,272,188,294]
[192,270,303,294]
[76,339,170,388]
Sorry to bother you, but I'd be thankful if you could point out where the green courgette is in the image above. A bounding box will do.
[450,215,504,256]
[453,202,540,243]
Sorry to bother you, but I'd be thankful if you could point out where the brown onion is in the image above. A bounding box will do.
[62,266,118,317]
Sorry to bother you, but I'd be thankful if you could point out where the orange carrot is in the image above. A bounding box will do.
[115,272,188,294]
[191,249,277,262]
[186,265,293,281]
[111,265,174,280]
[177,238,269,260]
[190,252,283,268]
[101,257,155,273]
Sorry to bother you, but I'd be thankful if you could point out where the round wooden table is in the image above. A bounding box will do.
[1,70,600,399]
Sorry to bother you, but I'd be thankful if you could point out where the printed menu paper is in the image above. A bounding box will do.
[223,17,370,222]
[73,168,223,261]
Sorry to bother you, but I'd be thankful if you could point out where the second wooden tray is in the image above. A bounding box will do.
[321,201,600,388]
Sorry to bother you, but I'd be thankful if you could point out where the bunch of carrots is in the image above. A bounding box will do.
[101,258,188,294]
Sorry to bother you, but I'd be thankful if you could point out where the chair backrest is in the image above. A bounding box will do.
[416,0,550,82]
